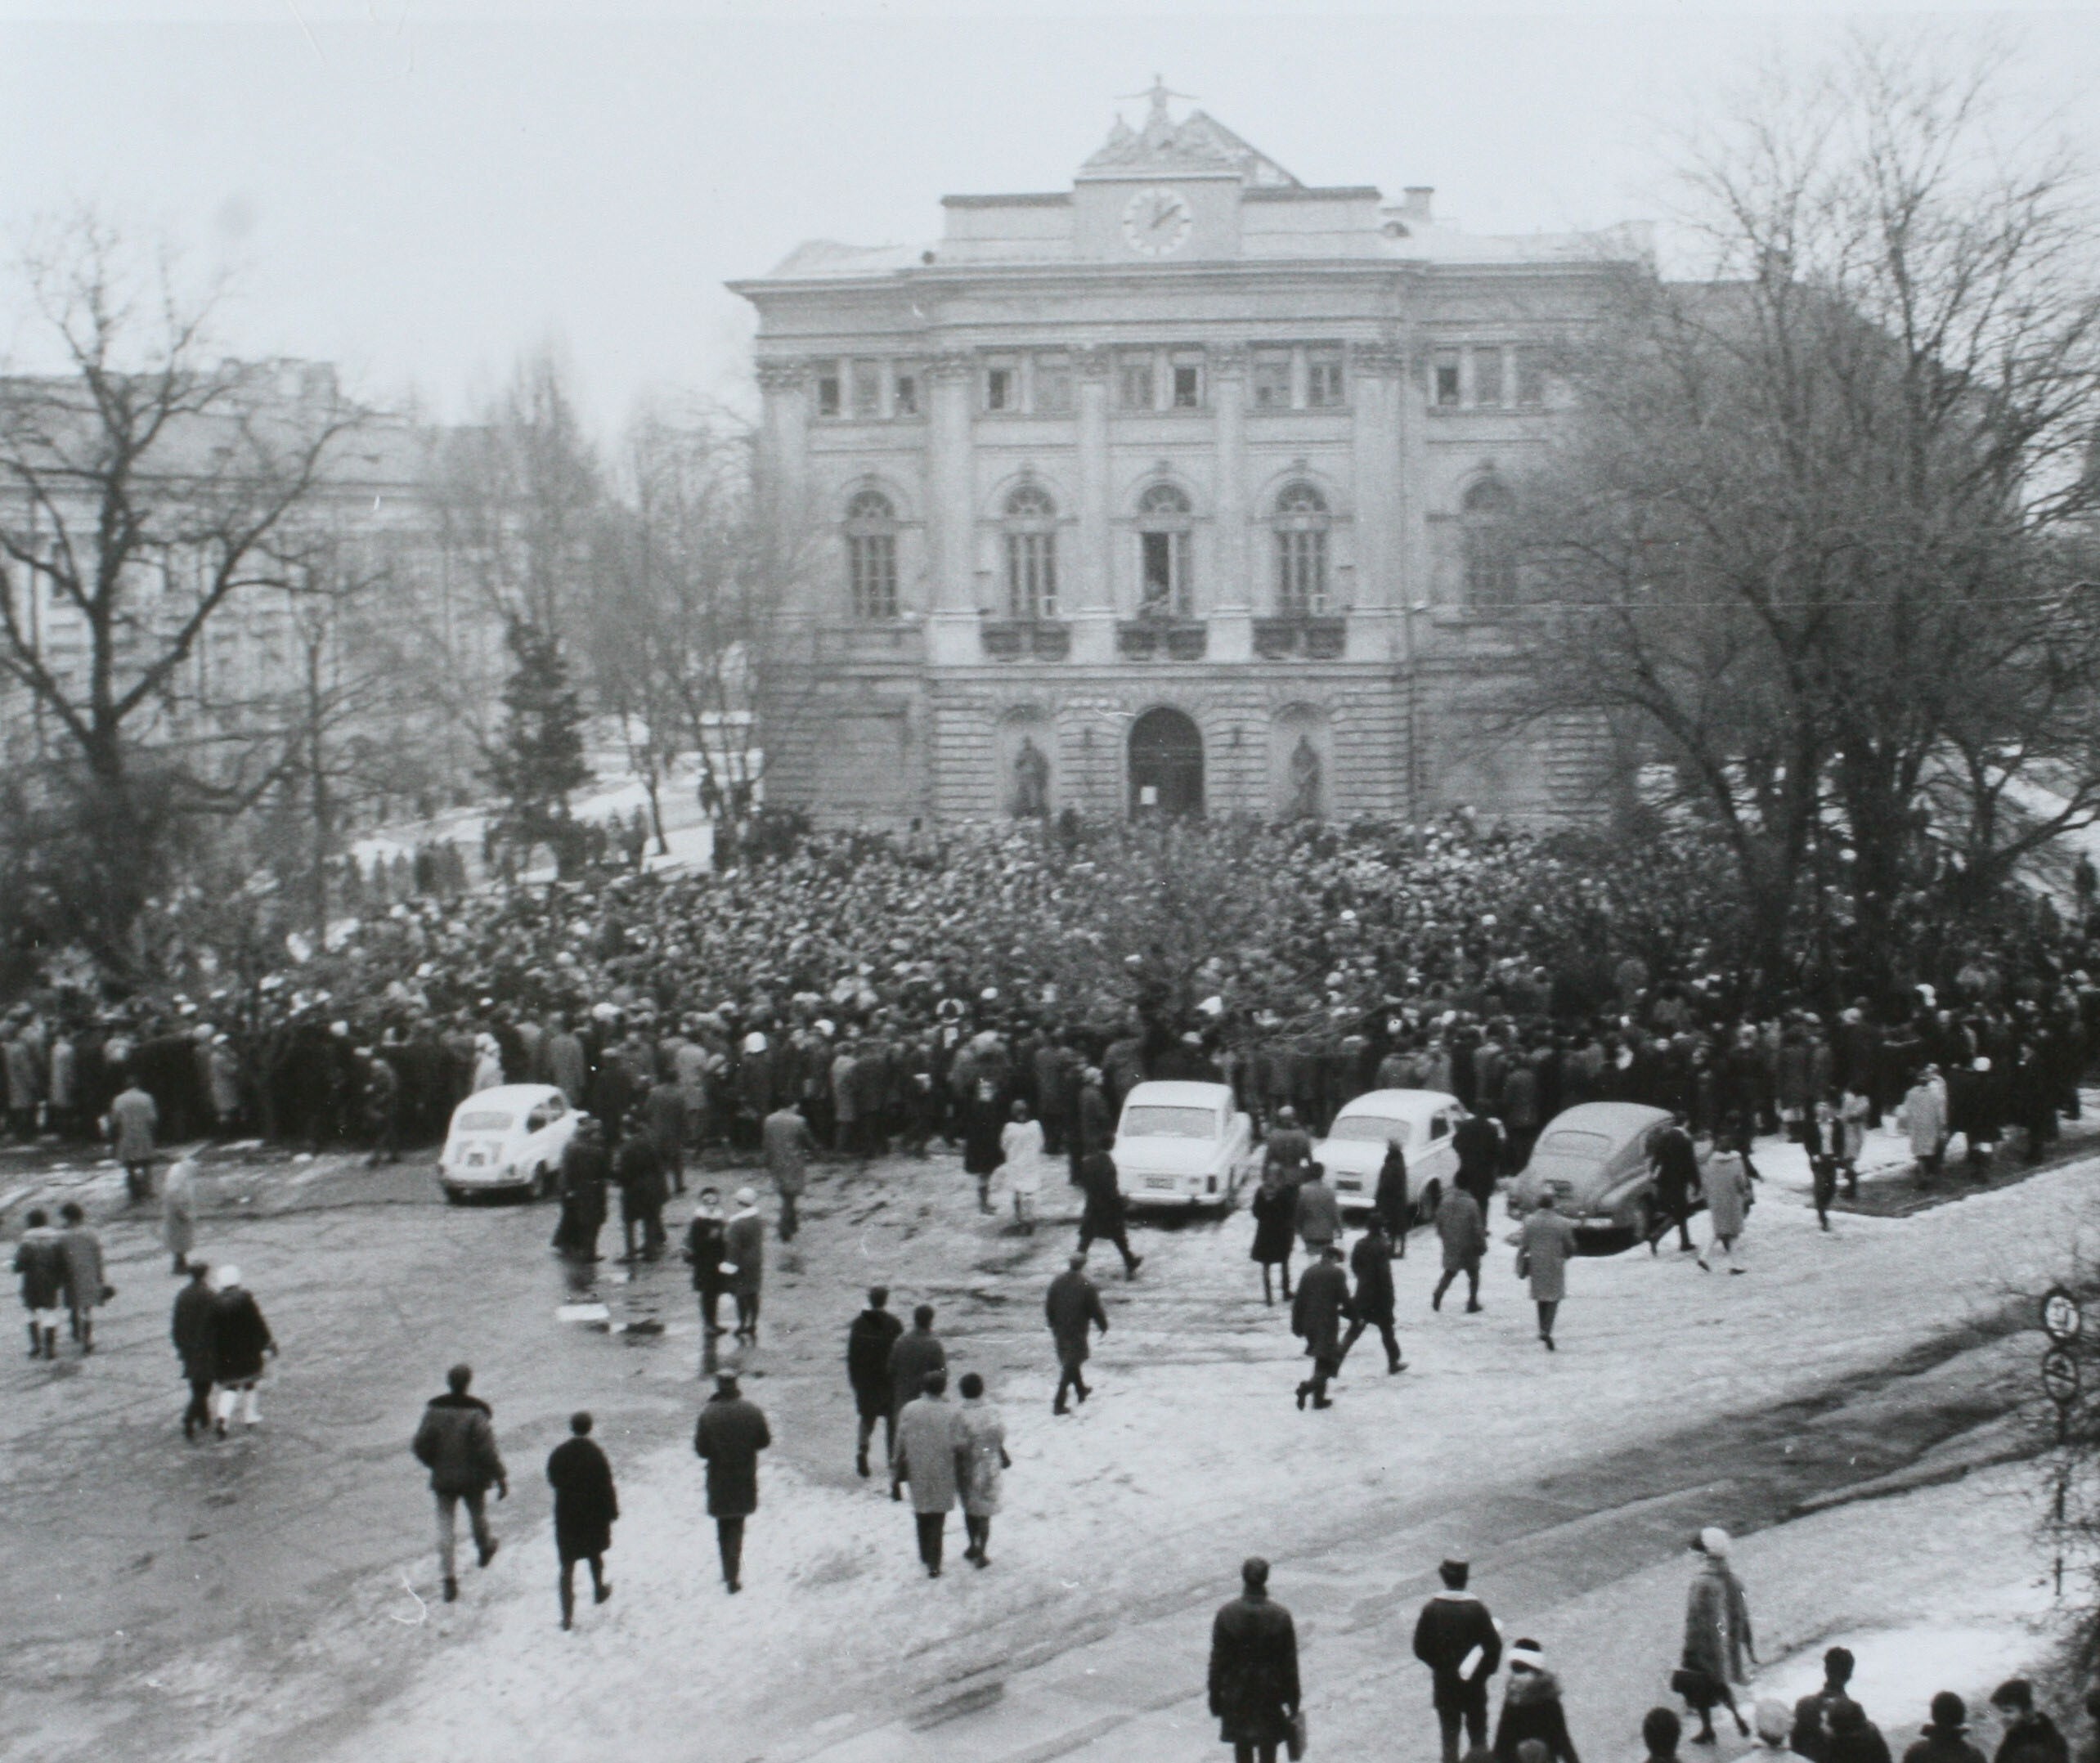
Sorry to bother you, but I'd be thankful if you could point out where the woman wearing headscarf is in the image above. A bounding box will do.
[1493,1639,1582,1763]
[1678,1527,1756,1743]
[954,1370,1009,1568]
[1248,1164,1299,1306]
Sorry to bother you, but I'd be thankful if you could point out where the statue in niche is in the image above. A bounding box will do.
[1011,735,1051,819]
[1286,734,1323,821]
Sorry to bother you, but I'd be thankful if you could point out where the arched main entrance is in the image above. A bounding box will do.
[1129,707,1205,818]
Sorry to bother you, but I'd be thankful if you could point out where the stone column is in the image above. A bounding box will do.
[924,351,978,663]
[1070,345,1115,664]
[1351,342,1409,632]
[1208,344,1252,664]
[756,357,811,541]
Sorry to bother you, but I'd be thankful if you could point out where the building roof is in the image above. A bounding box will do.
[1079,82,1300,188]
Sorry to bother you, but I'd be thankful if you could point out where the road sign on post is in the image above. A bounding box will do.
[2044,1286,2084,1346]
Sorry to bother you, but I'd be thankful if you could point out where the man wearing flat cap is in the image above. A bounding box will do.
[1415,1556,1503,1763]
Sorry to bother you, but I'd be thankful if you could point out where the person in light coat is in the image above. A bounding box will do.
[1680,1527,1757,1743]
[723,1187,765,1342]
[162,1154,200,1275]
[1516,1191,1576,1351]
[1699,1148,1755,1275]
[954,1371,1009,1568]
[999,1100,1046,1233]
[108,1079,159,1204]
[894,1370,967,1577]
[1900,1070,1947,1182]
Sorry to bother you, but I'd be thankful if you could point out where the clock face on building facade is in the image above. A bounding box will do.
[1120,186,1194,258]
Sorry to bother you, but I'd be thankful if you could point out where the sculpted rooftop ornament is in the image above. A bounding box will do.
[1082,79,1301,189]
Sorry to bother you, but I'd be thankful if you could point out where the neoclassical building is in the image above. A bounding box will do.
[733,87,1645,825]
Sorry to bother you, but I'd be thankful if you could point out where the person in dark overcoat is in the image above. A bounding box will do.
[1338,1218,1406,1373]
[1291,1245,1353,1410]
[1077,1148,1142,1278]
[1375,1140,1411,1255]
[961,1077,1007,1213]
[171,1260,215,1439]
[1248,1166,1299,1305]
[1493,1640,1582,1763]
[545,1411,618,1628]
[1646,1114,1702,1254]
[846,1285,904,1476]
[692,1370,770,1593]
[1070,1070,1112,1186]
[1434,1184,1488,1314]
[1046,1253,1109,1414]
[204,1265,276,1434]
[554,1118,609,1261]
[682,1187,730,1344]
[1208,1555,1300,1763]
[612,1128,667,1263]
[1414,1557,1503,1763]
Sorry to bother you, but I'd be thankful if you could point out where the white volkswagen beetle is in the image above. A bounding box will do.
[1312,1088,1467,1221]
[438,1083,580,1203]
[1113,1080,1255,1214]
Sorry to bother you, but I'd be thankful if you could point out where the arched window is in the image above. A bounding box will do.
[1462,478,1519,608]
[1273,482,1330,617]
[843,489,899,621]
[1135,482,1193,618]
[1004,483,1059,619]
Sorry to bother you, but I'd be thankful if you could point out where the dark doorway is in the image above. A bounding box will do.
[1129,707,1205,818]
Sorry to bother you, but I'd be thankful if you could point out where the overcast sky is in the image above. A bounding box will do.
[3,1,2097,433]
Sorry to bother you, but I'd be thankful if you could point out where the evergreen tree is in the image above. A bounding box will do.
[487,619,591,874]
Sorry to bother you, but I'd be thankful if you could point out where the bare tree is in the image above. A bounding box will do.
[1504,34,2100,994]
[0,212,361,958]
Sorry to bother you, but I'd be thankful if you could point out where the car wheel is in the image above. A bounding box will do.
[442,1186,464,1206]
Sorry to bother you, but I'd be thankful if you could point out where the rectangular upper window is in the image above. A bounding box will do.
[1251,352,1292,409]
[893,367,920,416]
[1306,350,1345,408]
[1432,350,1461,409]
[1171,357,1203,410]
[985,365,1016,412]
[815,366,842,419]
[851,361,882,418]
[1516,348,1548,407]
[1118,357,1155,411]
[1474,348,1505,408]
[1034,355,1075,415]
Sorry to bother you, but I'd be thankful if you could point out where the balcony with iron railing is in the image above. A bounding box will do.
[1252,614,1348,660]
[979,617,1071,661]
[1115,617,1209,661]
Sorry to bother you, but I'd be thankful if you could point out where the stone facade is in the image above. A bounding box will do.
[731,86,1646,827]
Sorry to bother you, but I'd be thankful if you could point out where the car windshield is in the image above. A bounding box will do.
[1121,1106,1218,1140]
[454,1111,513,1133]
[1326,1116,1408,1146]
[1536,1128,1611,1161]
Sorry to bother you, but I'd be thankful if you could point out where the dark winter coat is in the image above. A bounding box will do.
[1649,1123,1701,1211]
[683,1213,728,1294]
[846,1305,904,1416]
[412,1392,506,1496]
[1438,1188,1488,1270]
[1494,1670,1581,1763]
[1903,1729,1988,1763]
[1075,1085,1112,1156]
[545,1435,619,1558]
[612,1135,667,1217]
[1349,1231,1396,1325]
[961,1093,1007,1178]
[886,1326,948,1411]
[1263,1125,1312,1177]
[1827,1707,1894,1763]
[1248,1179,1299,1265]
[205,1287,274,1384]
[13,1226,65,1311]
[1375,1146,1410,1234]
[693,1390,770,1519]
[1413,1590,1502,1709]
[1045,1267,1108,1365]
[1995,1714,2071,1763]
[1078,1151,1126,1230]
[1293,1176,1341,1250]
[172,1280,214,1379]
[559,1136,610,1230]
[724,1211,764,1296]
[1291,1257,1353,1360]
[1454,1113,1502,1194]
[1208,1588,1300,1747]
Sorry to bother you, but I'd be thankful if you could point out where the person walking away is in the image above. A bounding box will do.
[162,1153,200,1275]
[1208,1555,1301,1763]
[1435,1182,1488,1313]
[1046,1253,1108,1414]
[1414,1556,1504,1763]
[1295,1161,1341,1259]
[962,1078,1006,1214]
[1292,1244,1353,1410]
[1989,1682,2069,1763]
[1516,1192,1576,1350]
[1698,1146,1754,1274]
[1647,1114,1701,1254]
[1249,1164,1299,1305]
[1679,1527,1756,1741]
[724,1187,765,1342]
[682,1187,730,1346]
[1494,1640,1582,1763]
[692,1370,770,1593]
[1263,1105,1312,1180]
[546,1411,617,1628]
[554,1116,609,1261]
[1338,1217,1407,1373]
[207,1269,276,1433]
[1901,1070,1946,1184]
[1829,1698,1895,1763]
[411,1362,508,1602]
[109,1076,159,1204]
[172,1260,215,1439]
[1077,1147,1143,1277]
[612,1128,667,1263]
[894,1369,966,1577]
[1904,1696,1988,1763]
[887,1303,948,1491]
[762,1102,815,1243]
[955,1371,1008,1567]
[1454,1109,1503,1211]
[847,1285,904,1476]
[1001,1099,1045,1233]
[15,1207,65,1361]
[1071,1067,1112,1187]
[1837,1089,1869,1196]
[1375,1138,1411,1255]
[56,1201,108,1353]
